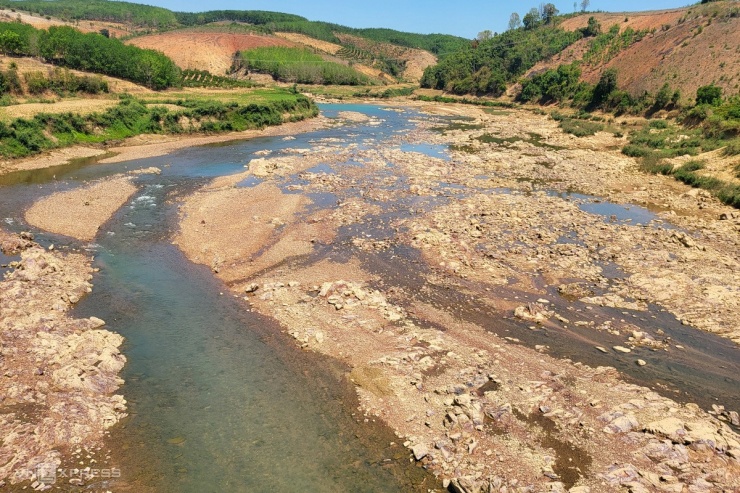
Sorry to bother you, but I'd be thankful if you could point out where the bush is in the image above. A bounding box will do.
[696,84,722,106]
[560,118,603,136]
[24,71,49,94]
[648,119,668,129]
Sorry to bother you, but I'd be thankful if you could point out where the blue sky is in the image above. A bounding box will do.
[140,0,694,38]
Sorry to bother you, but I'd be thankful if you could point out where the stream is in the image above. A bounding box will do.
[1,103,738,491]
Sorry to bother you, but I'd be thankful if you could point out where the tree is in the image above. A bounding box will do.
[592,68,618,106]
[477,30,493,41]
[508,13,522,30]
[580,0,590,12]
[584,16,601,36]
[0,31,23,56]
[654,82,672,109]
[541,3,559,24]
[523,8,541,29]
[695,84,722,106]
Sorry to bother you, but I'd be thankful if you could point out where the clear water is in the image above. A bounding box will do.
[549,191,666,226]
[399,143,450,160]
[0,105,435,492]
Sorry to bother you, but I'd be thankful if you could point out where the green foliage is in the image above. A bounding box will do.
[559,118,604,136]
[0,91,317,158]
[0,66,22,95]
[0,0,178,28]
[181,69,254,89]
[583,16,601,37]
[583,25,649,65]
[0,0,177,29]
[354,86,416,99]
[591,68,618,107]
[696,84,722,106]
[421,27,582,96]
[236,47,370,85]
[0,22,180,89]
[653,83,672,110]
[519,63,583,103]
[175,10,307,26]
[723,139,740,156]
[523,8,542,29]
[415,94,514,109]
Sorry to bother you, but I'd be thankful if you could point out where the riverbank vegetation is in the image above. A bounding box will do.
[0,89,316,158]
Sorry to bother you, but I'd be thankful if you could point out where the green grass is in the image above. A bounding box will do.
[236,47,370,85]
[352,86,416,99]
[559,118,604,137]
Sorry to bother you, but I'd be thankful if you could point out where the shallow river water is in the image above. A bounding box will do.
[0,104,738,491]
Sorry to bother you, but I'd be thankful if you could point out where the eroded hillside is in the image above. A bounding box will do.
[535,3,740,98]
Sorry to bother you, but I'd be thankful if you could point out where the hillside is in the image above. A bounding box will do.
[532,3,740,99]
[2,1,460,84]
[0,8,130,37]
[127,29,300,77]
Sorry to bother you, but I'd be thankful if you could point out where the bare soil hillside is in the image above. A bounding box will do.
[531,3,740,99]
[127,30,300,75]
[334,33,437,83]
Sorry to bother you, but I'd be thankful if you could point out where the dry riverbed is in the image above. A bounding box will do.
[0,231,126,489]
[175,103,740,492]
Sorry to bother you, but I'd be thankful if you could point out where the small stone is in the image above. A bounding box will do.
[595,346,608,353]
[636,359,647,366]
[245,283,259,293]
[613,346,631,353]
[412,444,429,461]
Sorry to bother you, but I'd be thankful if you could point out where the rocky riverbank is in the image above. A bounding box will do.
[0,231,126,489]
[174,103,740,492]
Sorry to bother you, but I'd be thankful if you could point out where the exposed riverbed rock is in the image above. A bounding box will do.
[0,234,126,487]
[175,102,740,492]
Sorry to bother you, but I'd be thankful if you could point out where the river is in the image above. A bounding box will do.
[0,103,738,491]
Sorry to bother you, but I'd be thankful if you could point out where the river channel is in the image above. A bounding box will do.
[0,103,737,491]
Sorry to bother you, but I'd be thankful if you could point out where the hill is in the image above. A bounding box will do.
[423,2,739,102]
[533,3,740,100]
[127,28,300,77]
[1,1,465,84]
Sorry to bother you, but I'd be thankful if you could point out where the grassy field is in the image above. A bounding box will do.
[237,46,371,85]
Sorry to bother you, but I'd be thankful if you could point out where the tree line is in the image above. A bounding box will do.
[0,22,180,89]
[421,25,582,96]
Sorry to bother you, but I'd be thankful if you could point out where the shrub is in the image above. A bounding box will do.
[560,118,603,136]
[24,71,49,94]
[696,84,722,106]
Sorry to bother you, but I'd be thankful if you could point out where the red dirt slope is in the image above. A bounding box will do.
[127,30,299,75]
[530,3,740,100]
